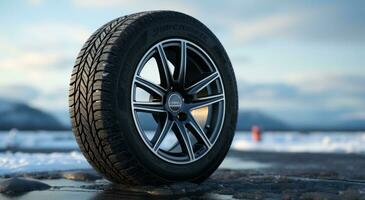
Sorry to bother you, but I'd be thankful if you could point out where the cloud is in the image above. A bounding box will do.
[291,2,365,44]
[209,1,365,46]
[23,22,90,47]
[26,0,45,6]
[238,72,365,125]
[71,0,197,15]
[0,21,89,108]
[0,22,90,69]
[341,112,365,120]
[0,39,19,54]
[0,85,40,102]
[238,82,304,111]
[72,0,134,7]
[0,51,70,70]
[286,73,365,96]
[68,0,365,46]
[240,73,365,109]
[231,13,302,44]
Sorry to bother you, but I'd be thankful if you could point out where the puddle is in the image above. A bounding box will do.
[1,190,97,200]
[219,157,270,170]
[43,178,100,188]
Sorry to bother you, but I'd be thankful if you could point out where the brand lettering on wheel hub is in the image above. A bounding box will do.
[167,93,183,112]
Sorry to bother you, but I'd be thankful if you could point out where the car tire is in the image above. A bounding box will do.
[69,11,238,185]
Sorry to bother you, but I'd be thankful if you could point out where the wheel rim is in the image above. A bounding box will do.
[131,38,225,164]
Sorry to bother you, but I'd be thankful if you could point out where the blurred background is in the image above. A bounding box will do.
[0,0,364,173]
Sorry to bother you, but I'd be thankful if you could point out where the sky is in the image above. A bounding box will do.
[0,0,364,126]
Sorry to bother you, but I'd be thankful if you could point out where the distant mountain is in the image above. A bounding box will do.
[297,119,365,132]
[236,111,365,131]
[0,99,65,130]
[236,110,290,131]
[338,119,365,130]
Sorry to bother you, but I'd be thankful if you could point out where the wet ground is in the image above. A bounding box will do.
[1,151,365,199]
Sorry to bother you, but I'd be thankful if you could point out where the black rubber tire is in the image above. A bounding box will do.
[69,11,238,185]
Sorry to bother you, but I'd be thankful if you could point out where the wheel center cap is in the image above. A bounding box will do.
[166,93,183,113]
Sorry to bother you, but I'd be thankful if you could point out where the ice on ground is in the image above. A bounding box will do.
[233,131,365,154]
[0,152,269,175]
[0,151,90,175]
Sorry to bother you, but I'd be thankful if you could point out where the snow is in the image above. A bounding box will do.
[0,130,365,175]
[0,151,90,175]
[2,130,363,154]
[232,131,365,154]
[0,131,88,175]
[0,130,78,151]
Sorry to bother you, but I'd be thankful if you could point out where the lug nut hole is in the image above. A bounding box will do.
[177,112,187,121]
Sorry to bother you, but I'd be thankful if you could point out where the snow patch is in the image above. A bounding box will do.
[0,130,365,175]
[0,151,90,175]
[0,130,78,150]
[232,131,365,153]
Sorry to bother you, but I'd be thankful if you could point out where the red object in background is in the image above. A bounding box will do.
[252,125,262,142]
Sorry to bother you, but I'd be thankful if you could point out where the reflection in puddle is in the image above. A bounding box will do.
[219,157,270,170]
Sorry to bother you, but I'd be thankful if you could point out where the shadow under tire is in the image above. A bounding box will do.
[69,11,238,185]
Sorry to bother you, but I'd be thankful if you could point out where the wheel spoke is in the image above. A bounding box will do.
[133,101,165,113]
[152,117,174,151]
[176,41,187,87]
[186,72,219,95]
[187,113,212,148]
[135,75,166,97]
[156,44,173,88]
[175,121,195,161]
[188,94,224,110]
